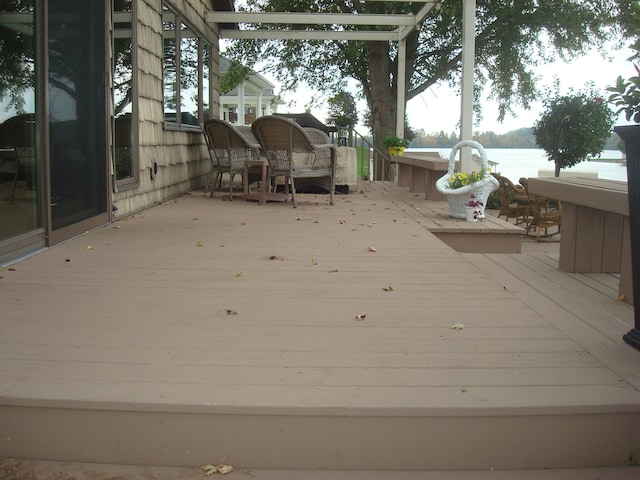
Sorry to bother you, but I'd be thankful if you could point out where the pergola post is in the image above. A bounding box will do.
[237,82,245,125]
[460,0,476,171]
[396,37,407,138]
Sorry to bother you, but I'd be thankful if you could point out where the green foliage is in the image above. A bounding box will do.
[226,0,624,119]
[607,1,640,123]
[220,60,250,95]
[326,91,358,127]
[383,136,410,148]
[0,0,36,113]
[225,0,624,180]
[446,170,489,189]
[532,87,615,174]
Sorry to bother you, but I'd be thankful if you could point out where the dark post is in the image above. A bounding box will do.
[614,125,640,349]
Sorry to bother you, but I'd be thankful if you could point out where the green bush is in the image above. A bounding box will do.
[533,87,615,176]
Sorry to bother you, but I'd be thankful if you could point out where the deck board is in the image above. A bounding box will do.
[1,181,640,471]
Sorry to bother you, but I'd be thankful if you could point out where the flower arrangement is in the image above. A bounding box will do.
[383,136,410,148]
[464,194,484,220]
[446,169,489,189]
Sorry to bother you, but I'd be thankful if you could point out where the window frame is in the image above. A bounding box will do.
[162,2,211,130]
[113,0,139,189]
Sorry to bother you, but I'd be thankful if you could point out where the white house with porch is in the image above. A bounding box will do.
[219,57,285,125]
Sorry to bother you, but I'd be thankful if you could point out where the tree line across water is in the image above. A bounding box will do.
[409,127,622,152]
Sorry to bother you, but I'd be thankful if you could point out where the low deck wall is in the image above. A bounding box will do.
[394,152,449,200]
[528,177,632,305]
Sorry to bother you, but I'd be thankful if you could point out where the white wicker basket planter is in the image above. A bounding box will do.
[435,140,499,219]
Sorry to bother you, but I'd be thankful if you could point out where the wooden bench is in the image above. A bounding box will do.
[527,177,632,305]
[394,152,449,200]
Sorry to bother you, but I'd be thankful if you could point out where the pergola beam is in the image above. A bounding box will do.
[209,0,476,157]
[209,12,417,27]
[220,28,399,41]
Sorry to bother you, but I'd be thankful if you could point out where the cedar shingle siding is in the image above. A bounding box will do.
[113,0,220,215]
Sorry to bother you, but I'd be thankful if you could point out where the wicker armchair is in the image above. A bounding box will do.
[251,116,336,208]
[202,118,262,200]
[491,173,529,224]
[519,177,561,241]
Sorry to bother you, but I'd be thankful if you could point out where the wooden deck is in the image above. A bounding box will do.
[373,181,524,253]
[1,180,639,477]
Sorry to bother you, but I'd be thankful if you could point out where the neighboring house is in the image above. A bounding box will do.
[0,0,231,264]
[219,57,284,125]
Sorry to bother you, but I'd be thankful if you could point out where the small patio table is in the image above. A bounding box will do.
[243,159,288,204]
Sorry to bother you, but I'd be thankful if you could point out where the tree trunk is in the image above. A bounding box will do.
[367,41,396,181]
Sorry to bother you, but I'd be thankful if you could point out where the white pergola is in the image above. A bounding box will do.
[207,0,477,169]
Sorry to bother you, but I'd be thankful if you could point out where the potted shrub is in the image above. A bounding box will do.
[607,2,640,348]
[383,136,410,156]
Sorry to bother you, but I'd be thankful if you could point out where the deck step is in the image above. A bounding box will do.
[3,400,640,470]
[3,458,640,480]
[371,182,524,253]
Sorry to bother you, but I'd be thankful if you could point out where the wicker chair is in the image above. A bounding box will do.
[519,177,561,241]
[202,118,262,200]
[251,116,336,208]
[491,173,529,224]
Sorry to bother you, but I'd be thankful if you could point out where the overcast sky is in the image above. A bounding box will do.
[260,41,634,136]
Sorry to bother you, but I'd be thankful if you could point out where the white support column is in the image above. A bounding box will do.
[256,92,263,119]
[238,83,246,125]
[396,36,407,137]
[460,0,476,171]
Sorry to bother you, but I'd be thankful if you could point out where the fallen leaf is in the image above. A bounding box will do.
[202,464,218,476]
[355,314,367,321]
[368,246,377,252]
[86,246,95,250]
[451,323,464,330]
[382,286,394,292]
[619,294,627,302]
[218,465,234,475]
[311,256,318,266]
[196,241,203,247]
[235,272,243,277]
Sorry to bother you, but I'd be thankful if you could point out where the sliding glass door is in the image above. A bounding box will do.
[48,0,109,238]
[0,0,43,261]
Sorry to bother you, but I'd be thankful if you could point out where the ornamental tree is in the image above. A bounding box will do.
[532,88,615,176]
[326,90,358,129]
[224,0,631,179]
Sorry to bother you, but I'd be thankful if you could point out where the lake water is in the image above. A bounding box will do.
[408,148,628,183]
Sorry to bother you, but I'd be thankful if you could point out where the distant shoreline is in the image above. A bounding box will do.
[588,158,625,164]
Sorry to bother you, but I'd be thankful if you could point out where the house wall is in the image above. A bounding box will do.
[113,0,220,215]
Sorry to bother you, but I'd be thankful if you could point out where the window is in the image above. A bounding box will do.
[113,0,137,184]
[163,2,211,128]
